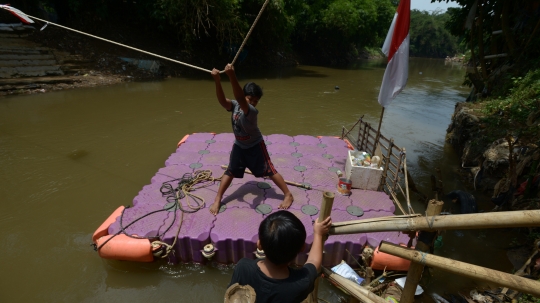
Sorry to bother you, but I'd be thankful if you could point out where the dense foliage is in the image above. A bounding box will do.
[409,9,460,58]
[12,0,397,64]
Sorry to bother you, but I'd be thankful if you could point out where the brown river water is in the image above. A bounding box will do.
[0,58,523,302]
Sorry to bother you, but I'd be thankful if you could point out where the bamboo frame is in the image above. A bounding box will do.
[329,210,540,235]
[379,242,540,297]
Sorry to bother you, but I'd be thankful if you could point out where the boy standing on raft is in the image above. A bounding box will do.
[228,210,332,302]
[209,64,294,215]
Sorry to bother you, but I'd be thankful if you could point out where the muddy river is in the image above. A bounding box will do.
[0,58,521,302]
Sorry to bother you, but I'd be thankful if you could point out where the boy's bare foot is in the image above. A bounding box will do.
[209,198,222,215]
[278,193,294,209]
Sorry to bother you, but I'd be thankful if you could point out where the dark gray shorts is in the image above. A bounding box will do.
[225,141,277,178]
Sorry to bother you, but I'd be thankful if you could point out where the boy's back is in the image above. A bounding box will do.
[227,210,331,303]
[229,258,317,303]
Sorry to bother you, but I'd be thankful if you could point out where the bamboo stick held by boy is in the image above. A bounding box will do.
[209,64,294,215]
[228,210,332,302]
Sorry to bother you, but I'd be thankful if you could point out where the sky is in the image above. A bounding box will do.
[411,0,461,12]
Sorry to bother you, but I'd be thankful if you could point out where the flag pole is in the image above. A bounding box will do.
[374,106,385,152]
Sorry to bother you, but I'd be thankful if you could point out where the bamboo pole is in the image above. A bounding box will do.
[374,107,385,155]
[304,192,334,303]
[330,210,540,235]
[322,267,388,303]
[401,148,413,214]
[400,200,444,303]
[320,191,334,222]
[220,165,311,189]
[378,242,540,297]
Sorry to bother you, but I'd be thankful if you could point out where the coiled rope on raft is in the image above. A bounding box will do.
[93,170,221,259]
[0,0,271,73]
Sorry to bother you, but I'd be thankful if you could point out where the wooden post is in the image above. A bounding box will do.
[302,192,335,303]
[400,200,443,303]
[379,242,540,297]
[329,210,540,235]
[320,191,334,222]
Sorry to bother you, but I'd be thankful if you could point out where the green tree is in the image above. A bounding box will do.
[409,9,459,58]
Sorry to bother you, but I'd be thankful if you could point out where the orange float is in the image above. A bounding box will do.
[96,234,154,262]
[92,206,125,243]
[177,134,190,148]
[370,244,412,271]
[343,138,355,150]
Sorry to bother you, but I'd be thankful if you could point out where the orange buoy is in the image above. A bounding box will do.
[96,234,154,262]
[370,244,412,271]
[92,206,125,244]
[343,138,355,150]
[177,134,190,148]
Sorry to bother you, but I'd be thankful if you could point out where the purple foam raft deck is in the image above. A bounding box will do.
[107,133,406,266]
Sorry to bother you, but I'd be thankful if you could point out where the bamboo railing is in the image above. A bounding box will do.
[341,117,411,214]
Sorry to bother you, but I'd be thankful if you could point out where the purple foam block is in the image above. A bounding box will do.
[267,143,297,155]
[221,182,265,209]
[266,134,294,144]
[298,154,334,170]
[133,184,170,206]
[206,141,234,153]
[263,185,306,210]
[272,167,304,184]
[185,133,215,142]
[319,136,348,148]
[324,145,350,160]
[108,203,170,238]
[165,151,202,166]
[199,151,231,166]
[210,208,264,263]
[349,189,395,212]
[151,165,193,183]
[269,154,299,168]
[302,168,339,187]
[322,210,367,267]
[306,189,352,211]
[293,135,320,145]
[177,141,209,152]
[161,210,216,264]
[296,144,326,155]
[213,133,235,142]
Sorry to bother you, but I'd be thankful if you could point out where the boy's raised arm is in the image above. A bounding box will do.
[212,68,232,111]
[306,216,332,272]
[224,64,249,114]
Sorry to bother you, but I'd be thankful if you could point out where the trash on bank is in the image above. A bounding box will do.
[119,57,161,73]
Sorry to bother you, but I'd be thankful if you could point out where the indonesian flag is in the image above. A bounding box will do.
[0,5,34,24]
[378,0,410,107]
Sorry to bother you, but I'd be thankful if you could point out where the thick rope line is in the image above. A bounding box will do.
[4,2,271,73]
[230,0,271,66]
[22,14,212,73]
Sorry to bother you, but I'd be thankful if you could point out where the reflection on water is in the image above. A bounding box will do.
[0,58,519,302]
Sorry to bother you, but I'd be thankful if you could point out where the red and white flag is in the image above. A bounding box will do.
[378,0,410,107]
[0,5,34,24]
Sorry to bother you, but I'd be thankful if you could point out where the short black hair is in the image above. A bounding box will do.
[258,210,306,265]
[243,82,263,99]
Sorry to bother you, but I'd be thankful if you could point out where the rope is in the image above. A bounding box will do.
[94,170,218,259]
[230,0,272,66]
[4,2,272,73]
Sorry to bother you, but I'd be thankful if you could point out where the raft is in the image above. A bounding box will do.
[92,133,412,266]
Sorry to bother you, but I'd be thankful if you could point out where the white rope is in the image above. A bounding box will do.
[2,2,272,73]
